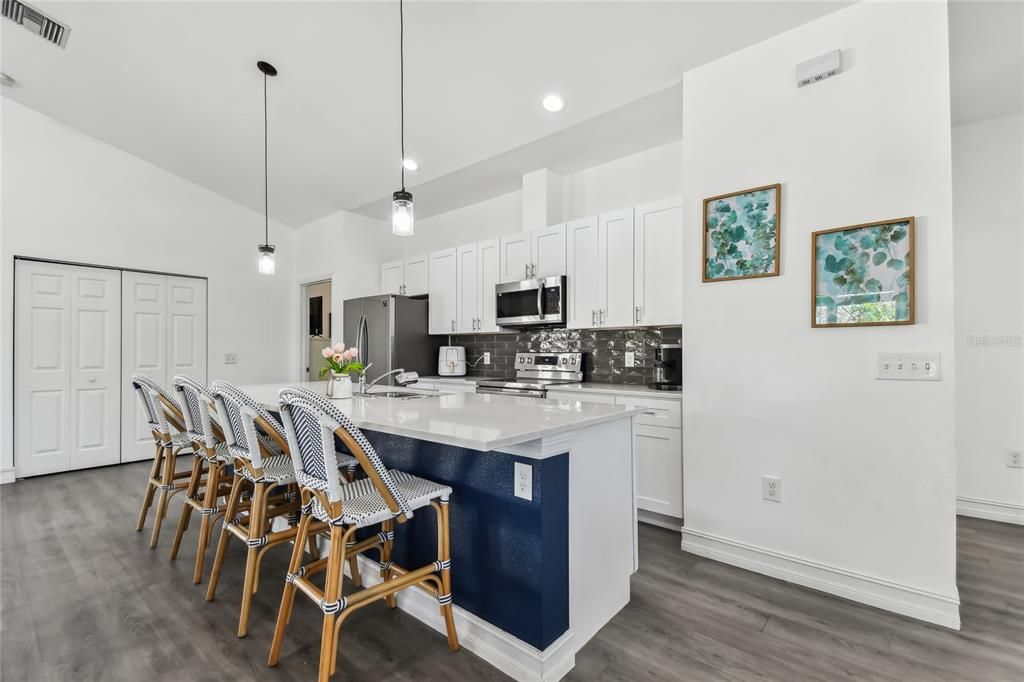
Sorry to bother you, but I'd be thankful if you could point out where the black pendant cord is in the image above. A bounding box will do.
[263,70,270,245]
[399,0,405,192]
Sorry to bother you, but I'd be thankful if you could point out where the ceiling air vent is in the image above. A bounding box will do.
[2,0,70,48]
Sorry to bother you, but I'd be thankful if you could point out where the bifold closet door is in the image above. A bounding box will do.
[14,261,121,477]
[121,272,207,463]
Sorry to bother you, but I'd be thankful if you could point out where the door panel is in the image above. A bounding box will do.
[635,198,683,326]
[456,244,478,333]
[428,248,458,334]
[15,260,120,476]
[167,276,207,383]
[361,295,391,378]
[69,266,121,469]
[122,272,167,463]
[634,424,683,517]
[381,260,404,295]
[566,217,601,329]
[499,233,532,282]
[477,239,501,332]
[531,224,566,279]
[600,208,635,327]
[403,256,429,296]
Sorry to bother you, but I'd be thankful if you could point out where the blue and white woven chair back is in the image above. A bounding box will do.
[173,375,218,450]
[211,380,286,470]
[279,387,414,519]
[131,373,181,441]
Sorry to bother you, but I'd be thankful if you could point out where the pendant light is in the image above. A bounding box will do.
[256,60,278,274]
[391,0,414,236]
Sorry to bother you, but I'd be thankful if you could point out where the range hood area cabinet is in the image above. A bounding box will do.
[499,224,567,281]
[380,255,429,296]
[566,198,683,329]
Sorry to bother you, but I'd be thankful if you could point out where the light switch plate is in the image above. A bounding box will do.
[224,353,238,365]
[514,462,533,501]
[876,353,941,381]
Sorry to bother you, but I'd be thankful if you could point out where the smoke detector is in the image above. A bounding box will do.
[2,0,70,48]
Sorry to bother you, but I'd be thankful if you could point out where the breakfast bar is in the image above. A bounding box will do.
[239,381,642,682]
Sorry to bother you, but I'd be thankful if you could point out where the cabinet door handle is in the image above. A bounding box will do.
[531,263,536,277]
[451,320,455,332]
[635,306,640,324]
[524,264,529,278]
[599,309,605,325]
[592,309,597,325]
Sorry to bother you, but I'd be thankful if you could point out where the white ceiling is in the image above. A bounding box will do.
[2,1,846,227]
[3,2,1017,227]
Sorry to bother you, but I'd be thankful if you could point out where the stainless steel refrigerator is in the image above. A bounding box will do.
[343,295,442,385]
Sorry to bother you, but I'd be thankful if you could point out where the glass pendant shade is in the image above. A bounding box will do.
[392,190,414,236]
[257,244,276,275]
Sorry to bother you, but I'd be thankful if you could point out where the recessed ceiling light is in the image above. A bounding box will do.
[541,93,565,113]
[402,158,419,172]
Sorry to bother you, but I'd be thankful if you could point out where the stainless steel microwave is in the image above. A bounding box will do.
[495,275,566,327]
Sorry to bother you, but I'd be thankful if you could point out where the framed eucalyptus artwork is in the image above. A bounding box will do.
[811,217,915,328]
[702,183,781,282]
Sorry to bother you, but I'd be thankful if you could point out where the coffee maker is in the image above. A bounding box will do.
[649,343,681,391]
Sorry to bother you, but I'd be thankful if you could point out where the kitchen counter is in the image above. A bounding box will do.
[236,378,636,679]
[238,380,642,455]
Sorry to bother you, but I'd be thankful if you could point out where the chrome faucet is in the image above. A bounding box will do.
[360,367,413,393]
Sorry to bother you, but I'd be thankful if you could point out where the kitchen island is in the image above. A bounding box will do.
[239,381,641,682]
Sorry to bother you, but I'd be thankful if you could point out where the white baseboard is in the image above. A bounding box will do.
[957,496,1024,525]
[346,554,576,682]
[0,468,15,485]
[638,509,682,531]
[681,528,960,630]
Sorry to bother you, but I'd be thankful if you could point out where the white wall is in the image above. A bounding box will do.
[953,113,1024,524]
[564,140,682,221]
[1,100,296,476]
[680,0,959,627]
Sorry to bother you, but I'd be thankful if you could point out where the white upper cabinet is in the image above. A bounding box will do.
[500,226,566,281]
[381,260,404,295]
[477,239,501,332]
[601,208,636,328]
[403,255,429,296]
[531,224,566,278]
[456,244,479,333]
[634,198,683,326]
[428,248,458,334]
[499,233,532,282]
[566,217,601,329]
[381,256,429,296]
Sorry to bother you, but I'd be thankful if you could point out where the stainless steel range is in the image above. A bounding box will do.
[476,352,583,398]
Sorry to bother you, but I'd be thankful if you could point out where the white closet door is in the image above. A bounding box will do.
[15,261,121,476]
[121,272,168,463]
[167,276,208,384]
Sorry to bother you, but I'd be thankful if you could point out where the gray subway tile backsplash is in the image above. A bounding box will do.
[449,326,681,385]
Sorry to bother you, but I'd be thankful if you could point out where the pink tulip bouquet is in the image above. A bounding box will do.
[319,342,364,378]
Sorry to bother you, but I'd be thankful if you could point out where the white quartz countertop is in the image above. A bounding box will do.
[237,381,642,453]
[417,376,682,399]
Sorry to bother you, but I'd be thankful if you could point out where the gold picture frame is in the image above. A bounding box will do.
[702,183,782,283]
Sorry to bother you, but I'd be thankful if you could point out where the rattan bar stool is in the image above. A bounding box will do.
[268,387,459,681]
[169,375,236,584]
[131,374,195,549]
[204,380,360,638]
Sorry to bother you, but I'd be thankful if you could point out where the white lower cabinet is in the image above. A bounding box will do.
[546,389,682,519]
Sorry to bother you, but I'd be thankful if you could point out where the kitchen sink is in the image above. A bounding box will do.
[355,390,431,399]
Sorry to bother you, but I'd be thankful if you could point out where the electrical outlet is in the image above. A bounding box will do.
[762,475,782,502]
[484,352,491,364]
[1008,450,1023,469]
[625,351,636,368]
[876,352,941,381]
[514,462,533,501]
[224,353,238,365]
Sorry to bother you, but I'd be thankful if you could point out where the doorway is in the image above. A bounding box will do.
[303,280,332,381]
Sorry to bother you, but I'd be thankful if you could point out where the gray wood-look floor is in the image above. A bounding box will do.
[2,461,1022,681]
